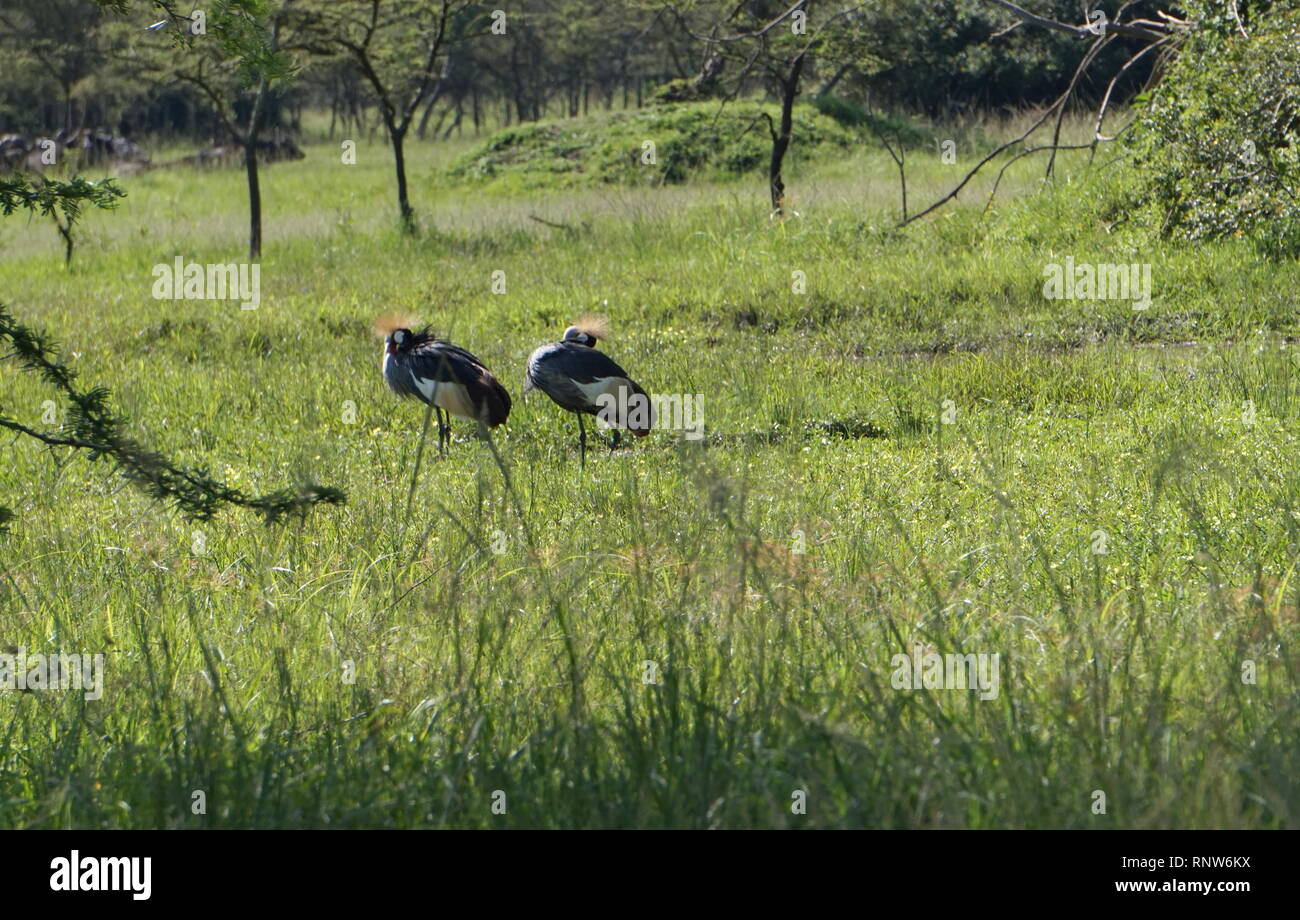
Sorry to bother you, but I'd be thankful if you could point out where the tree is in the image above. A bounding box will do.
[821,0,1161,116]
[120,0,302,259]
[0,172,124,263]
[296,0,476,232]
[899,0,1189,227]
[671,0,872,214]
[0,0,110,134]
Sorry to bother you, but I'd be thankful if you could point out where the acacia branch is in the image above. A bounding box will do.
[174,64,243,140]
[901,99,1063,227]
[868,119,908,221]
[401,0,455,130]
[689,0,808,43]
[0,304,345,527]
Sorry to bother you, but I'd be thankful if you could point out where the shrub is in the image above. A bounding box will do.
[1126,1,1300,255]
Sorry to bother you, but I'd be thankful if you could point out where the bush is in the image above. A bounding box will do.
[1126,1,1300,255]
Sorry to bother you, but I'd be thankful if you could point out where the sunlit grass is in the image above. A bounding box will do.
[0,113,1297,828]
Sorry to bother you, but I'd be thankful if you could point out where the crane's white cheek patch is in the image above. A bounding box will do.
[413,376,477,419]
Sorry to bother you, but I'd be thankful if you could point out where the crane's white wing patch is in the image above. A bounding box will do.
[574,377,628,404]
[575,377,652,428]
[412,374,477,420]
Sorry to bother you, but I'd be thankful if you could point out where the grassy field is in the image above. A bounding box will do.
[1,119,1297,828]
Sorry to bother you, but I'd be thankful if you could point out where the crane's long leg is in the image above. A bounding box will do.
[436,407,449,455]
[397,399,436,572]
[577,411,587,470]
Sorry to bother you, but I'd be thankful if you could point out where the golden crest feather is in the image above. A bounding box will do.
[573,314,610,340]
[374,311,420,338]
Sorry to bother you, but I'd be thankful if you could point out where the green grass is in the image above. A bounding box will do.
[0,128,1297,828]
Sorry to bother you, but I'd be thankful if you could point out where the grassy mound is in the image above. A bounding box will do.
[447,100,860,191]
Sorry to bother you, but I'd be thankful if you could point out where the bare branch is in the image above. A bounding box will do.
[984,0,1173,42]
[1046,33,1112,177]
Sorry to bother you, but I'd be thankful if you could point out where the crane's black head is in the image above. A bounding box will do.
[562,316,609,347]
[385,328,412,355]
[562,326,599,347]
[385,327,439,355]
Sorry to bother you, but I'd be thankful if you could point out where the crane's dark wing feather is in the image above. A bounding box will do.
[386,340,511,427]
[406,342,483,383]
[526,343,649,435]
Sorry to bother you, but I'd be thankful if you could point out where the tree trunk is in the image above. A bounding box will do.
[54,214,74,265]
[417,87,439,140]
[442,106,462,140]
[815,61,853,98]
[769,55,806,214]
[241,64,274,260]
[390,122,414,232]
[245,140,262,259]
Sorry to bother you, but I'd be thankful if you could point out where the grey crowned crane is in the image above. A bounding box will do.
[525,318,650,467]
[379,317,511,453]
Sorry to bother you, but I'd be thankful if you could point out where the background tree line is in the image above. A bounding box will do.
[3,0,1293,256]
[0,0,1163,143]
